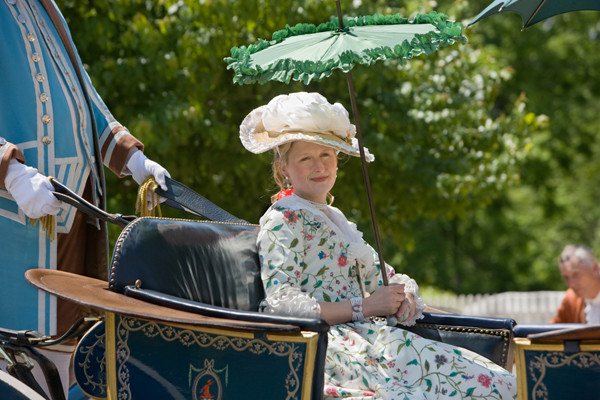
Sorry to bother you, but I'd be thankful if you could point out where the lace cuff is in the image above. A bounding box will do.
[259,287,321,318]
[389,272,426,326]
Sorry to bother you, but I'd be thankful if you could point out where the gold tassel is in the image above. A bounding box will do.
[29,215,56,241]
[136,177,162,217]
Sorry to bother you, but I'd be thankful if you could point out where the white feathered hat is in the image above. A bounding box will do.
[239,92,374,161]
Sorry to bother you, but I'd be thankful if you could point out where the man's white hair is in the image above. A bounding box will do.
[559,244,596,268]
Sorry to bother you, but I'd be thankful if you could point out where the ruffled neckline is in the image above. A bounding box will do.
[273,194,365,244]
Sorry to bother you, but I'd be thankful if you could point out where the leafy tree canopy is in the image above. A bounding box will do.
[57,0,600,295]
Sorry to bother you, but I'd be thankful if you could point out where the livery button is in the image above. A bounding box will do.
[36,74,45,82]
[27,33,36,42]
[7,0,16,5]
[0,138,6,146]
[31,53,40,62]
[40,93,49,102]
[41,115,51,124]
[42,136,52,145]
[17,14,26,23]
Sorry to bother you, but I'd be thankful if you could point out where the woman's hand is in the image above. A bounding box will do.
[363,284,406,318]
[395,292,417,323]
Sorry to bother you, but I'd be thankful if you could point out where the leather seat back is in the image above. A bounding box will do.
[109,217,263,311]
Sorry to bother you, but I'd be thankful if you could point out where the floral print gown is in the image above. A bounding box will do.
[258,195,516,399]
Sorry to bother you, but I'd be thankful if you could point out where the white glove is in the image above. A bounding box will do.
[4,160,62,219]
[125,149,170,191]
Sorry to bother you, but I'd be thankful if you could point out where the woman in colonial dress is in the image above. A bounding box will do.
[239,92,517,399]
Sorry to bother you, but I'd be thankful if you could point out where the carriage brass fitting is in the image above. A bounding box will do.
[0,345,15,368]
[134,279,142,290]
[15,352,35,369]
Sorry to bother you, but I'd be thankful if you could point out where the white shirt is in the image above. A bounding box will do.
[584,291,600,324]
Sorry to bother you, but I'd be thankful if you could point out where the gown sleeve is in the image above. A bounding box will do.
[257,206,320,318]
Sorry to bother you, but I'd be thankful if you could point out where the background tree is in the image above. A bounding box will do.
[58,0,590,295]
[412,0,600,293]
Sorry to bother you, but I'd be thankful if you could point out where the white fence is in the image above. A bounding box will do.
[425,291,565,324]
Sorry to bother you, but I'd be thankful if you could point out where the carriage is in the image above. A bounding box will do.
[1,178,598,400]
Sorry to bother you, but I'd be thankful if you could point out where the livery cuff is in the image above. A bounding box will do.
[0,140,26,189]
[101,126,144,176]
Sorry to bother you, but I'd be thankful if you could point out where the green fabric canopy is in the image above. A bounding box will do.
[226,12,466,85]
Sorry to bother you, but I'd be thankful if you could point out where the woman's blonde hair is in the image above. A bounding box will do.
[270,143,291,203]
[270,142,335,205]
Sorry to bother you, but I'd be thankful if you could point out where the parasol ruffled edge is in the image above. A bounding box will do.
[224,11,468,86]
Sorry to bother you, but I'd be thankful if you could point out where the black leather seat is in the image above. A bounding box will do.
[109,217,264,312]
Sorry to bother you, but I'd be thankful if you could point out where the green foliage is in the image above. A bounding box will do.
[411,0,600,293]
[56,0,600,295]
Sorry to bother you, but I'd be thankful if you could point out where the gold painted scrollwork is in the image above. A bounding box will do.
[116,317,305,400]
[528,351,600,400]
[76,329,107,396]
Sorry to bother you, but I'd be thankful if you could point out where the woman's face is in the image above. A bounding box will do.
[282,141,338,204]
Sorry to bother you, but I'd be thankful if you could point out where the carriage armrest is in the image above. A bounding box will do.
[403,312,516,369]
[123,285,330,334]
[418,312,516,330]
[513,323,586,338]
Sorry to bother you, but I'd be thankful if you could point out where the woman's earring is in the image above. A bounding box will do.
[277,176,294,200]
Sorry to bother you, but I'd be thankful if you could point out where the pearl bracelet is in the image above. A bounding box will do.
[350,297,364,322]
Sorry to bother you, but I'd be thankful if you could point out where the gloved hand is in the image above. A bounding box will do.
[4,160,62,219]
[125,149,170,191]
[125,149,171,210]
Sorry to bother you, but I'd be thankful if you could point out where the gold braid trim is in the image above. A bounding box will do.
[29,215,56,241]
[136,177,162,217]
[28,176,58,240]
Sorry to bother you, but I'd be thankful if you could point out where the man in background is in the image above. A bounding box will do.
[551,244,600,324]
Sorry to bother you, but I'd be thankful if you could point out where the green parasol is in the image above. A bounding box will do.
[468,0,600,29]
[226,5,466,297]
[227,11,465,85]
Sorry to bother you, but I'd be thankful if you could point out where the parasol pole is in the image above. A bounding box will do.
[335,0,389,288]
